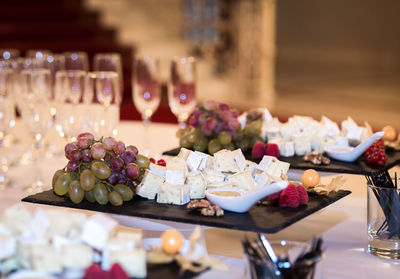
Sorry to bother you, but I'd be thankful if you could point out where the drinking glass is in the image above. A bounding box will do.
[64,51,89,71]
[54,70,87,142]
[0,68,15,189]
[0,49,20,60]
[87,71,119,137]
[93,53,123,104]
[168,56,197,128]
[19,69,52,192]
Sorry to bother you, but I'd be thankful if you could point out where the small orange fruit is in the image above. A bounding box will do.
[382,125,397,141]
[301,169,320,187]
[161,229,184,255]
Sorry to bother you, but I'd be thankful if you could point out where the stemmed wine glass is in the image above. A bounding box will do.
[0,49,20,60]
[132,56,161,155]
[54,70,87,142]
[0,68,15,189]
[19,68,53,192]
[63,51,89,71]
[87,71,119,137]
[168,56,197,128]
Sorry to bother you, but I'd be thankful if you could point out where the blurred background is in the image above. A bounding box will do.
[0,0,399,130]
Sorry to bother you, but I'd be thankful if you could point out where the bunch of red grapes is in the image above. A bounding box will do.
[53,132,150,206]
[363,139,387,166]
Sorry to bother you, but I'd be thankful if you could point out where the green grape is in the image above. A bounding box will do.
[186,131,197,144]
[84,190,96,203]
[235,138,250,151]
[235,129,245,140]
[193,136,208,152]
[218,131,232,145]
[249,135,264,147]
[54,173,73,196]
[68,181,84,204]
[80,169,96,191]
[109,191,123,206]
[223,143,235,151]
[136,154,150,169]
[179,134,193,149]
[244,121,262,136]
[113,184,134,201]
[91,161,111,180]
[93,183,109,205]
[208,138,222,155]
[52,169,65,189]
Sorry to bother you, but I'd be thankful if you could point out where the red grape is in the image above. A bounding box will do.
[91,143,106,160]
[188,114,198,126]
[81,149,92,162]
[107,172,119,184]
[77,132,94,141]
[67,161,79,172]
[103,137,117,151]
[363,139,387,166]
[219,103,229,111]
[77,137,91,149]
[69,149,81,162]
[126,145,139,156]
[65,143,78,160]
[110,157,124,172]
[126,163,140,180]
[120,150,136,164]
[113,141,126,155]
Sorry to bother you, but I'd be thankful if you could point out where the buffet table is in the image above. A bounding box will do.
[2,120,400,278]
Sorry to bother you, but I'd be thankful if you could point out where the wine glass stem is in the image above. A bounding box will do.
[142,117,151,156]
[32,137,43,189]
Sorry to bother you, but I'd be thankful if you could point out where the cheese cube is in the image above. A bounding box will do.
[0,235,16,260]
[195,151,214,170]
[186,151,203,172]
[270,139,295,157]
[115,229,142,249]
[165,169,185,185]
[149,163,166,178]
[321,116,340,137]
[335,136,349,147]
[227,171,258,192]
[52,235,78,253]
[280,123,296,141]
[292,135,311,156]
[202,169,225,184]
[157,183,190,205]
[206,181,237,189]
[273,161,290,181]
[254,172,271,187]
[256,156,278,177]
[136,169,165,199]
[341,116,357,137]
[30,208,51,240]
[109,249,146,278]
[29,245,62,273]
[177,147,191,161]
[1,205,32,235]
[186,171,207,198]
[16,237,47,269]
[244,160,258,176]
[81,214,118,250]
[346,126,363,142]
[62,245,92,269]
[214,149,246,173]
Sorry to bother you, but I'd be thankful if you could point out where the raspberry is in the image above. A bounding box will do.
[83,264,107,279]
[109,263,129,279]
[265,143,280,158]
[149,157,156,164]
[268,190,282,206]
[279,184,299,208]
[296,185,309,205]
[252,141,266,160]
[157,159,167,167]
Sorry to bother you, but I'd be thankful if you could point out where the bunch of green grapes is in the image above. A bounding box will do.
[234,120,264,152]
[52,132,150,206]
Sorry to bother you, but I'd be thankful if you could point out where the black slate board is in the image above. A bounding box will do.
[162,147,400,175]
[22,189,351,234]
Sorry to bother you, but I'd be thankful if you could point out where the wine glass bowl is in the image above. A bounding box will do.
[132,56,161,123]
[168,56,197,128]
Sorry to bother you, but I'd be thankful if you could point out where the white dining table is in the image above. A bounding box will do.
[2,120,400,278]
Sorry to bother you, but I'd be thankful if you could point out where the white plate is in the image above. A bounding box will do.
[324,131,384,162]
[205,181,289,213]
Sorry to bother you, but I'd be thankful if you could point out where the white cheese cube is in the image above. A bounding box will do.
[157,183,190,205]
[292,134,311,156]
[256,156,278,177]
[136,169,165,199]
[254,172,271,187]
[52,235,78,253]
[177,147,191,161]
[1,205,32,235]
[270,139,295,157]
[16,237,47,269]
[273,161,290,181]
[30,209,51,240]
[280,123,296,141]
[81,214,118,250]
[346,126,363,142]
[214,149,246,173]
[195,151,214,170]
[29,245,62,273]
[335,136,349,147]
[321,116,340,137]
[149,163,166,178]
[186,171,207,199]
[341,116,358,137]
[186,151,203,172]
[202,169,225,184]
[227,171,258,192]
[206,181,237,189]
[238,112,247,128]
[62,245,92,270]
[165,169,185,185]
[0,235,16,260]
[244,160,258,176]
[109,249,146,278]
[115,229,142,249]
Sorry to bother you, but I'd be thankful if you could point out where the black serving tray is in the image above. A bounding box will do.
[22,190,351,234]
[162,147,400,175]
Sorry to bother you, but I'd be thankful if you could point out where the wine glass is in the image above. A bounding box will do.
[168,56,197,128]
[0,49,20,60]
[54,70,87,142]
[0,68,15,189]
[87,71,119,137]
[19,68,52,192]
[63,51,89,71]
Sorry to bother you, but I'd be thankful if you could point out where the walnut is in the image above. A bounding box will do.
[186,199,211,209]
[303,151,331,165]
[214,205,224,216]
[201,206,215,216]
[187,199,224,216]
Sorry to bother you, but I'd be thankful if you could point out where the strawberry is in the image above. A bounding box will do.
[252,141,266,160]
[279,184,299,208]
[109,263,129,279]
[265,143,280,158]
[296,185,309,205]
[268,190,282,206]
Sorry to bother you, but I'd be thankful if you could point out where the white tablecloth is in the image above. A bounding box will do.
[2,120,400,278]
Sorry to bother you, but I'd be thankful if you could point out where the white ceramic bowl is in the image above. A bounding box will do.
[205,181,289,213]
[324,131,384,162]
